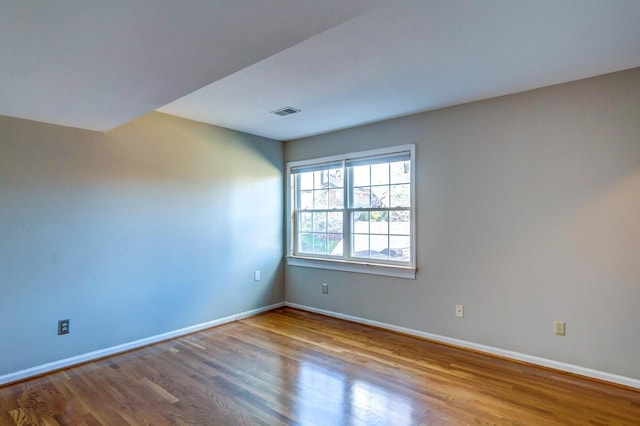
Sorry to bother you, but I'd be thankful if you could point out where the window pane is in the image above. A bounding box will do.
[370,211,388,235]
[352,165,370,186]
[299,233,313,253]
[371,185,389,208]
[299,172,314,190]
[370,234,388,253]
[390,236,410,260]
[313,170,326,188]
[390,161,410,184]
[328,189,343,209]
[299,212,313,232]
[390,211,410,235]
[313,234,327,254]
[327,234,343,255]
[328,167,343,188]
[352,211,369,234]
[300,190,313,210]
[313,212,326,232]
[313,189,328,209]
[352,187,371,208]
[312,167,343,190]
[327,212,343,233]
[390,184,410,207]
[371,163,389,185]
[352,234,370,257]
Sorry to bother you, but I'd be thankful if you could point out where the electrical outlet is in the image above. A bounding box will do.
[322,283,328,294]
[554,320,566,336]
[455,305,464,318]
[58,319,70,335]
[254,270,261,281]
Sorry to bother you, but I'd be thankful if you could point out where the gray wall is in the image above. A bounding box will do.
[0,112,284,376]
[285,68,640,379]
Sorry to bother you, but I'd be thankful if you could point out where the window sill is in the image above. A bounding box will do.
[286,256,416,279]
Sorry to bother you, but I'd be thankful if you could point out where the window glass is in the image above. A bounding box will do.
[289,146,414,271]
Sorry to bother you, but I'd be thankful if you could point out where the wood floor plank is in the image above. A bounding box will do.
[1,307,639,425]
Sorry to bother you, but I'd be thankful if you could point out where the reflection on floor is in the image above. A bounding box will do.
[1,307,639,425]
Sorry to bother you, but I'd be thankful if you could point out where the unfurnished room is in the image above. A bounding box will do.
[1,1,640,425]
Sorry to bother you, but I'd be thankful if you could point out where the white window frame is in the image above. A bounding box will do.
[286,145,416,279]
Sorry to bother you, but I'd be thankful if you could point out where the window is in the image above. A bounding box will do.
[287,145,415,279]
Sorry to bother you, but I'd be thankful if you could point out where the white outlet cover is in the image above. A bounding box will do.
[455,305,464,317]
[254,270,261,281]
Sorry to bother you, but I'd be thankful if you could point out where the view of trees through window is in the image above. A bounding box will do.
[293,153,411,264]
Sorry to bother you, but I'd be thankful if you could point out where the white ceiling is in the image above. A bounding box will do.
[2,1,640,141]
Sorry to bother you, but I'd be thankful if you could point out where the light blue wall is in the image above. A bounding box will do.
[0,112,284,376]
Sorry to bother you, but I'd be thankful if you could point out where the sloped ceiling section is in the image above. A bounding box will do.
[159,0,640,140]
[0,0,380,131]
[2,1,640,139]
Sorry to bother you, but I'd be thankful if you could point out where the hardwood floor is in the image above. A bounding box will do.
[1,307,639,425]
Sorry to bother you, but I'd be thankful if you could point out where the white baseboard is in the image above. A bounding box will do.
[0,302,284,386]
[285,302,640,390]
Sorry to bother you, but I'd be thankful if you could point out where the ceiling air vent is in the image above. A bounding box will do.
[271,107,301,116]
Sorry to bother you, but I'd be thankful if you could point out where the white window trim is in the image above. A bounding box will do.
[286,144,416,279]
